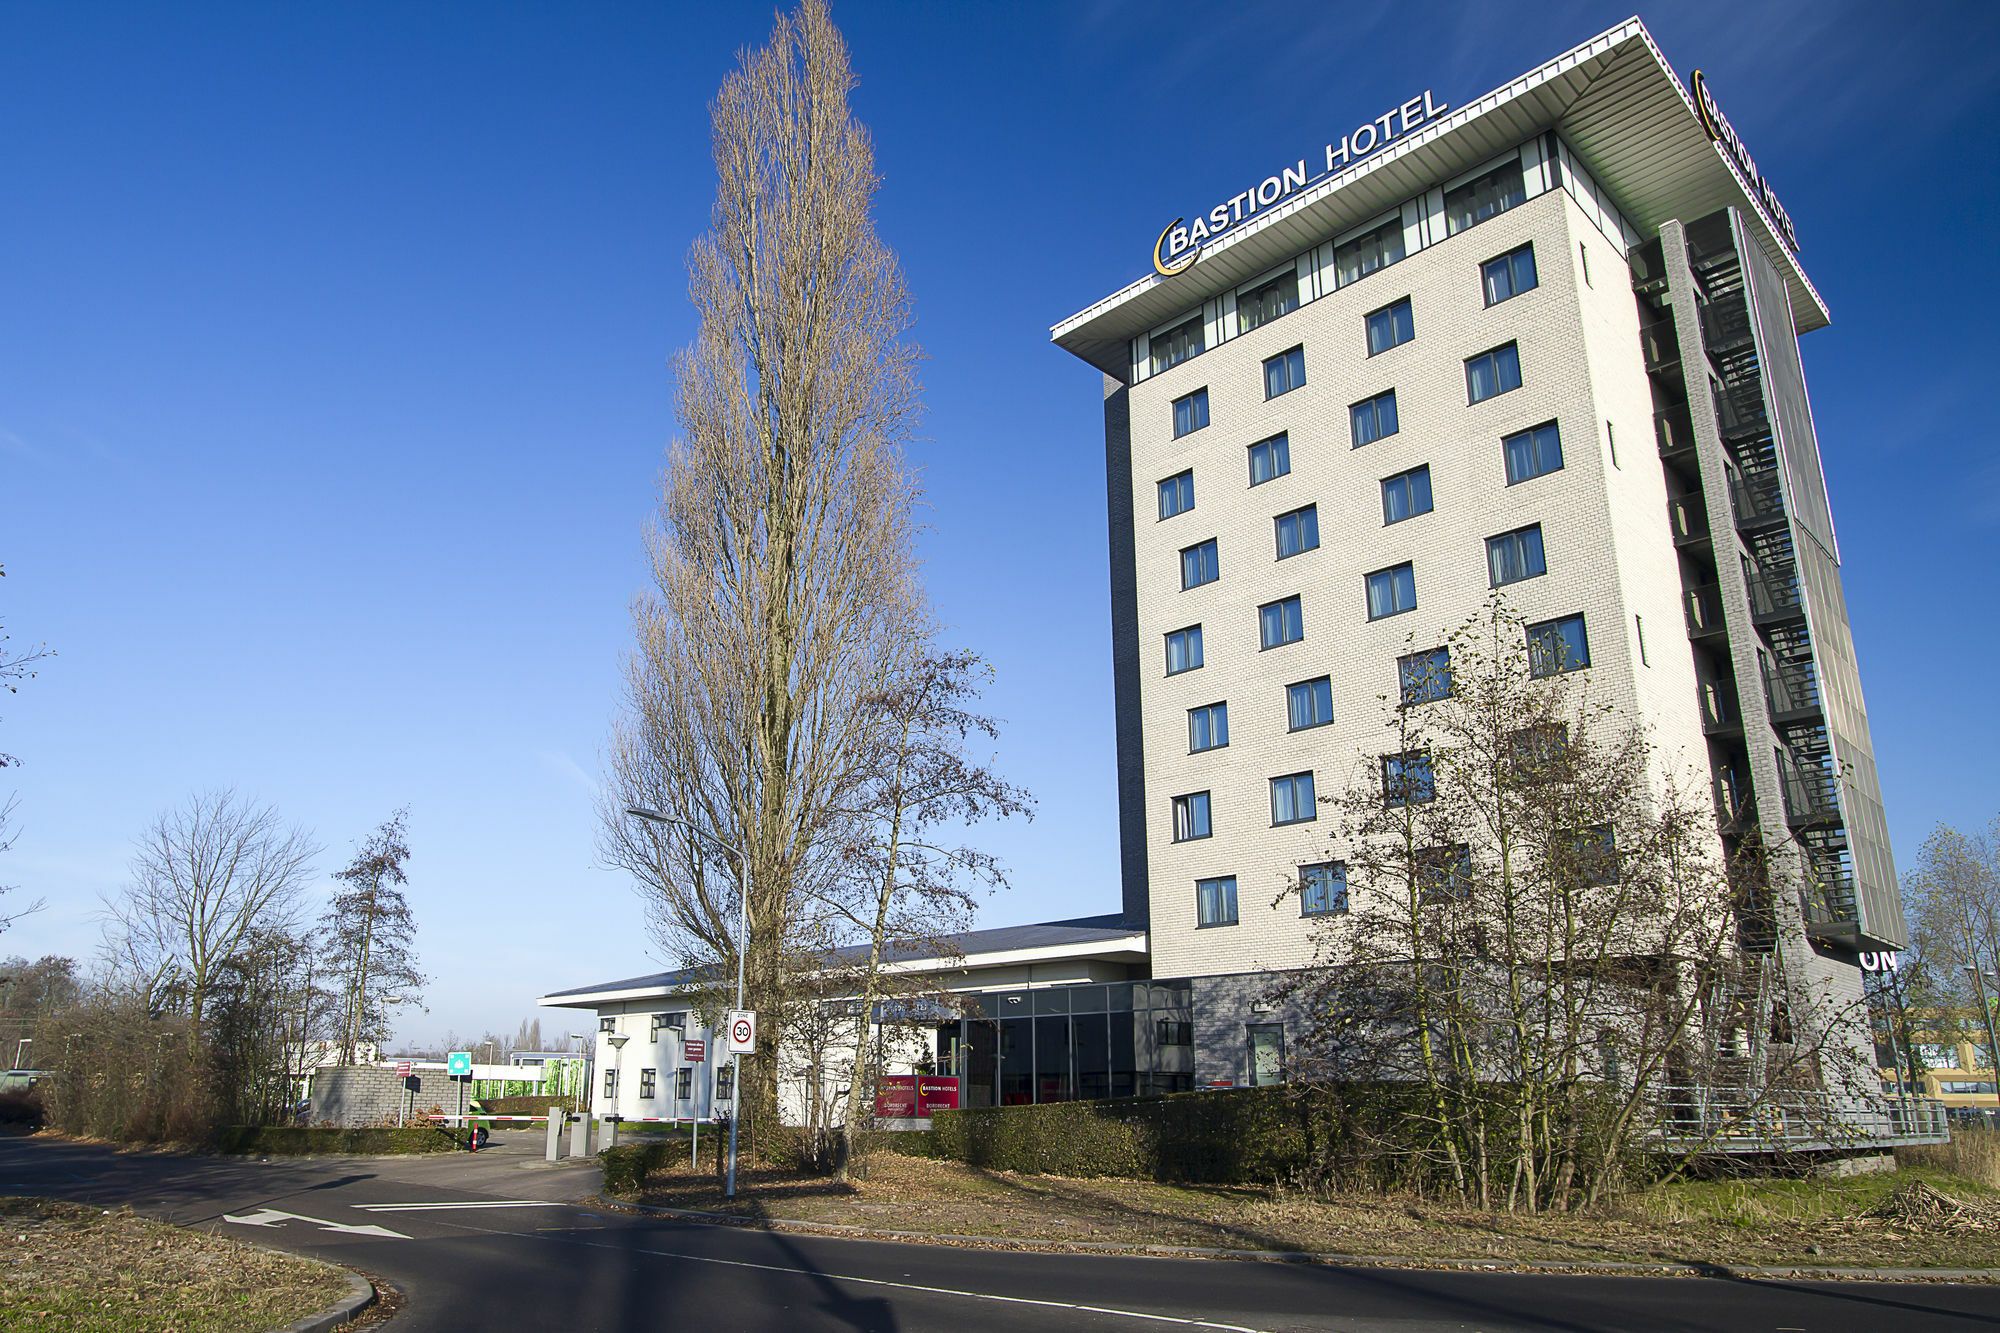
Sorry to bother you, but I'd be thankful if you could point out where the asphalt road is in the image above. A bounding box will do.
[3,1134,1998,1332]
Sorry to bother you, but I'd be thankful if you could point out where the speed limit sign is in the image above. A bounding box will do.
[726,1009,757,1055]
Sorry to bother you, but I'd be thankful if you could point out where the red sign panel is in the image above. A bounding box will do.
[682,1039,707,1063]
[876,1075,960,1118]
[396,1061,412,1077]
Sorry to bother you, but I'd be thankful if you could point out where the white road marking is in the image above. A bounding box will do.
[222,1207,409,1239]
[352,1200,569,1212]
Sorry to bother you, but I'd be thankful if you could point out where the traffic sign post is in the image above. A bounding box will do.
[724,1011,755,1197]
[448,1052,473,1148]
[726,1011,755,1054]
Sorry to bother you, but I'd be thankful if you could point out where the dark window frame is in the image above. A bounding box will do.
[1180,538,1219,590]
[1382,749,1436,807]
[1481,243,1539,306]
[1247,433,1291,487]
[1165,624,1204,676]
[1398,647,1452,705]
[1157,469,1195,521]
[1527,614,1591,678]
[1504,420,1565,485]
[1465,341,1523,404]
[1365,298,1415,356]
[1259,595,1304,650]
[1188,702,1229,754]
[1381,464,1433,524]
[1274,505,1320,560]
[1196,876,1239,929]
[1171,388,1210,439]
[1263,344,1307,399]
[1172,791,1213,843]
[1486,523,1548,588]
[1300,861,1349,917]
[1350,389,1399,446]
[1270,771,1318,827]
[1366,562,1417,620]
[1286,675,1334,732]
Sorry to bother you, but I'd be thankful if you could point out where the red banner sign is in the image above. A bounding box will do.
[683,1039,706,1063]
[876,1075,960,1118]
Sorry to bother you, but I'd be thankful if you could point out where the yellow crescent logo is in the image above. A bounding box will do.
[1153,218,1198,278]
[1690,69,1722,142]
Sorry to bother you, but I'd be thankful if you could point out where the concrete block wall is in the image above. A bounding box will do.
[310,1065,457,1127]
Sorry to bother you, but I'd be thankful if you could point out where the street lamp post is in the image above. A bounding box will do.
[626,806,752,1198]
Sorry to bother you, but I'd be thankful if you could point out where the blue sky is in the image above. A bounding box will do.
[3,1,1995,1046]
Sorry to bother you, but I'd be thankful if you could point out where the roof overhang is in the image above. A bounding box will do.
[1051,16,1826,380]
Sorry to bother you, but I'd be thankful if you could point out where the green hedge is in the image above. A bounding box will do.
[213,1124,458,1156]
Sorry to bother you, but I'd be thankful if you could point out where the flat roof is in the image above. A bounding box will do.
[1051,17,1824,380]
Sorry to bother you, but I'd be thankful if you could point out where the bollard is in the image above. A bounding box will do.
[569,1110,594,1158]
[546,1110,568,1162]
[602,1116,620,1149]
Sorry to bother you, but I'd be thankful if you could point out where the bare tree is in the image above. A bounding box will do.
[324,809,425,1065]
[102,790,320,1053]
[512,1016,544,1055]
[600,0,927,1146]
[1,563,53,933]
[1905,815,2000,1071]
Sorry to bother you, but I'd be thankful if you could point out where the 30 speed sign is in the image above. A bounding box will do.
[726,1010,757,1055]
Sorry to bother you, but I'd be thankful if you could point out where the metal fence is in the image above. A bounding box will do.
[1646,1086,1949,1153]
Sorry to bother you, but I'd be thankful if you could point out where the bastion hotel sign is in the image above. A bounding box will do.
[1149,66,1795,279]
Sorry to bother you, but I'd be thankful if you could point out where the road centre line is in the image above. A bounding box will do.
[352,1200,569,1212]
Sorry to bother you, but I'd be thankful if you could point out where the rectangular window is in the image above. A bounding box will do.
[603,1068,617,1098]
[675,1067,693,1099]
[1263,345,1306,399]
[599,1016,618,1033]
[1157,470,1194,519]
[1383,750,1435,807]
[1158,1019,1194,1046]
[1482,244,1538,305]
[1366,563,1416,620]
[1508,723,1570,783]
[1165,625,1203,675]
[716,1065,734,1100]
[1150,315,1204,375]
[1247,433,1291,486]
[1287,676,1334,731]
[1259,595,1303,649]
[1335,218,1406,286]
[639,1068,657,1099]
[1466,342,1523,403]
[1237,272,1298,333]
[1196,876,1239,928]
[1270,771,1316,826]
[1569,825,1619,885]
[1300,862,1348,916]
[1381,465,1433,524]
[1444,159,1526,235]
[1527,614,1591,677]
[1171,388,1209,438]
[1366,299,1414,355]
[1504,421,1564,483]
[1180,539,1219,589]
[1248,1024,1286,1086]
[1275,505,1319,559]
[1172,791,1212,842]
[1487,524,1547,587]
[1188,702,1229,753]
[1399,647,1451,704]
[1350,390,1399,446]
[1417,843,1475,901]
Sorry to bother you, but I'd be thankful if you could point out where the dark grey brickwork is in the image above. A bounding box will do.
[310,1066,459,1127]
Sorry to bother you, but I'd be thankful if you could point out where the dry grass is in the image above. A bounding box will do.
[1900,1126,2000,1188]
[0,1196,351,1332]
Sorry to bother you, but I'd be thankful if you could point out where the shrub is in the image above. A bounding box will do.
[600,1139,691,1194]
[212,1125,457,1155]
[0,1089,44,1131]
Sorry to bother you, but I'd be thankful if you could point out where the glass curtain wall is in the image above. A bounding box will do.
[938,981,1193,1107]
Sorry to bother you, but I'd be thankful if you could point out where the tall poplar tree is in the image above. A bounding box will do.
[325,809,425,1065]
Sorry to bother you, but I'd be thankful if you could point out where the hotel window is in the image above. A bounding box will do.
[1466,342,1522,404]
[1569,825,1619,886]
[676,1067,693,1099]
[1300,862,1348,916]
[1275,505,1319,559]
[1366,299,1414,355]
[638,1068,657,1099]
[1172,388,1209,438]
[1417,843,1475,902]
[1158,1019,1195,1045]
[1150,314,1204,375]
[1157,470,1194,520]
[1399,647,1451,704]
[1263,345,1306,399]
[603,1068,617,1098]
[1482,244,1538,305]
[1527,614,1591,677]
[716,1066,735,1100]
[1286,676,1334,731]
[1270,771,1317,826]
[1366,563,1416,620]
[1444,159,1526,235]
[1259,595,1303,649]
[1238,272,1299,333]
[1188,702,1229,753]
[1335,218,1406,286]
[1350,389,1398,446]
[1165,625,1203,675]
[1196,876,1238,928]
[1504,421,1564,484]
[1381,465,1432,524]
[1248,433,1291,486]
[1508,722,1570,783]
[1172,791,1212,842]
[1180,539,1219,590]
[1383,750,1435,807]
[1487,524,1547,587]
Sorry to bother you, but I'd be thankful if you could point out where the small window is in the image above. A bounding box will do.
[1248,1024,1286,1086]
[1263,345,1306,399]
[1366,563,1416,620]
[1399,647,1451,704]
[1286,676,1334,731]
[1165,625,1204,675]
[1482,244,1538,305]
[1417,843,1475,901]
[1300,862,1348,916]
[1248,434,1291,486]
[1568,825,1619,885]
[1275,505,1319,559]
[716,1065,735,1100]
[1504,421,1564,484]
[1259,595,1303,649]
[639,1068,657,1099]
[1487,524,1547,587]
[1171,388,1210,438]
[1444,160,1526,235]
[1172,791,1212,842]
[1158,1019,1194,1045]
[648,1012,685,1042]
[1381,465,1433,524]
[1188,702,1229,753]
[1366,299,1414,355]
[1238,272,1299,333]
[1196,876,1239,928]
[1158,470,1195,520]
[1180,539,1219,590]
[1350,390,1399,446]
[1150,315,1204,375]
[1508,722,1570,782]
[1527,614,1591,677]
[603,1068,618,1098]
[1335,218,1406,286]
[675,1067,693,1099]
[1270,771,1317,826]
[599,1017,617,1033]
[1466,343,1523,404]
[1383,750,1435,807]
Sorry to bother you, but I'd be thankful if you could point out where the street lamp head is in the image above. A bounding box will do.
[625,806,670,824]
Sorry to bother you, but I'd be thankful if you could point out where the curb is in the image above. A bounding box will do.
[593,1195,2000,1283]
[268,1268,376,1333]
